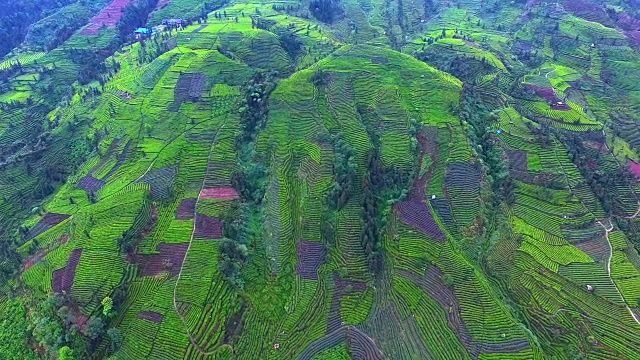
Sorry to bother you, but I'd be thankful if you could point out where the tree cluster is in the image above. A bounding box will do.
[24,1,109,52]
[221,73,276,290]
[67,48,108,85]
[562,133,632,215]
[327,135,357,210]
[0,0,77,58]
[459,85,514,209]
[309,0,345,24]
[360,149,386,274]
[236,72,276,146]
[26,293,116,359]
[116,0,159,42]
[276,27,303,61]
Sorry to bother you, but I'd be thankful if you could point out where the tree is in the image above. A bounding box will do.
[106,328,123,353]
[101,296,114,317]
[85,316,105,340]
[58,346,76,360]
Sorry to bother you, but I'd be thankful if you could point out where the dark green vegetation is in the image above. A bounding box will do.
[1,0,640,359]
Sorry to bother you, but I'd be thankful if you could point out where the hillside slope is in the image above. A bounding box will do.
[1,0,640,359]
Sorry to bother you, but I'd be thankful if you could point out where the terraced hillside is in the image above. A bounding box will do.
[1,0,640,359]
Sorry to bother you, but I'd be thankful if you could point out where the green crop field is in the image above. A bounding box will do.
[1,0,640,359]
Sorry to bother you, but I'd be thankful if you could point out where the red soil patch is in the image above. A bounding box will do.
[82,0,133,35]
[52,249,83,293]
[23,234,70,271]
[199,187,239,200]
[136,243,189,276]
[629,160,640,178]
[523,84,556,102]
[523,84,571,110]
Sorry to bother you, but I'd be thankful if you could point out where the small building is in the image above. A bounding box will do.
[134,27,152,39]
[162,18,187,30]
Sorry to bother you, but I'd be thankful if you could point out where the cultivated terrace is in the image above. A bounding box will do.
[0,0,640,359]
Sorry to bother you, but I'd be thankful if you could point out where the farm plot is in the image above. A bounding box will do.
[327,273,367,333]
[199,187,239,200]
[77,175,105,193]
[444,163,482,227]
[175,198,197,220]
[136,243,189,276]
[394,201,445,241]
[137,311,164,323]
[82,0,133,35]
[393,130,446,241]
[296,326,384,360]
[507,150,528,171]
[25,213,71,241]
[295,240,327,280]
[135,165,178,201]
[359,288,435,359]
[397,267,478,358]
[51,248,82,293]
[22,233,70,271]
[193,213,223,239]
[170,73,208,111]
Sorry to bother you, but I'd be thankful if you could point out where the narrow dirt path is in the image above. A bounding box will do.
[595,219,640,325]
[172,123,234,357]
[623,201,640,219]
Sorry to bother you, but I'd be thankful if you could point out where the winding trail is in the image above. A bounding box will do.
[623,201,640,219]
[172,123,234,357]
[595,219,640,325]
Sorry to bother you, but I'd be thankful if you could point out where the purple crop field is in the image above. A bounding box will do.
[77,175,105,193]
[295,240,326,280]
[137,311,164,323]
[523,84,557,103]
[26,213,71,240]
[52,249,83,293]
[394,201,446,241]
[444,163,482,190]
[175,198,197,220]
[194,213,223,239]
[82,0,132,35]
[507,150,528,172]
[346,326,385,360]
[136,243,189,276]
[394,130,446,240]
[327,273,367,333]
